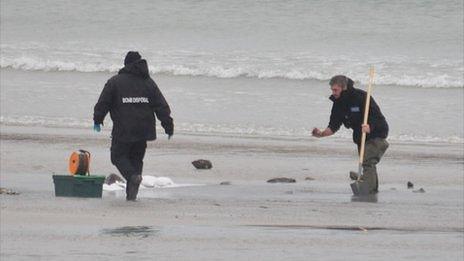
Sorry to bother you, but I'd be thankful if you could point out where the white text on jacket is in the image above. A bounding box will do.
[122,97,149,104]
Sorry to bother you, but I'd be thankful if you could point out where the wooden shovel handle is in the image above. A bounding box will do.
[359,67,375,165]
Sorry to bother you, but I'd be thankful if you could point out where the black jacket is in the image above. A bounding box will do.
[93,59,173,142]
[328,79,388,146]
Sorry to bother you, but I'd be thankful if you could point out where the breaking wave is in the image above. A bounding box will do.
[1,46,463,88]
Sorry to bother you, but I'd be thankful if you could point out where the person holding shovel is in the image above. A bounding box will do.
[93,51,174,201]
[312,75,389,194]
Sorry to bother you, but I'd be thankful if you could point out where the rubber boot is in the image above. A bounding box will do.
[126,175,142,201]
[360,165,378,194]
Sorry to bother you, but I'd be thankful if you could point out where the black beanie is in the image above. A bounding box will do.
[124,51,141,66]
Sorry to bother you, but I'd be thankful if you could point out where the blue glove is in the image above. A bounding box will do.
[93,123,101,132]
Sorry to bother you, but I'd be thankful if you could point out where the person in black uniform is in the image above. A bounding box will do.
[93,51,173,201]
[312,75,389,194]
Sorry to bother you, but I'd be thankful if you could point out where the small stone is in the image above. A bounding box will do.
[267,177,296,183]
[220,181,231,185]
[413,188,425,193]
[349,171,359,181]
[105,173,125,185]
[407,181,414,189]
[390,187,397,190]
[0,188,19,195]
[259,206,268,209]
[192,159,212,169]
[305,177,315,181]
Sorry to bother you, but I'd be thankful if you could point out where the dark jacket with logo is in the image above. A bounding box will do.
[93,59,173,142]
[328,79,388,147]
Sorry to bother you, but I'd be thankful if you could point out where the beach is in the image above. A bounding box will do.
[1,124,463,260]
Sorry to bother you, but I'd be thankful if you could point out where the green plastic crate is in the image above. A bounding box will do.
[53,175,106,198]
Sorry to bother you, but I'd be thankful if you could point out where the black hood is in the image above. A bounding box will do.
[118,59,150,78]
[345,77,355,92]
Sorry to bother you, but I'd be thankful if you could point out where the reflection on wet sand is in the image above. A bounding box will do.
[351,194,378,203]
[101,226,159,238]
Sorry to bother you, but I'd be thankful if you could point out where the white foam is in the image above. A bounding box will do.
[1,48,462,88]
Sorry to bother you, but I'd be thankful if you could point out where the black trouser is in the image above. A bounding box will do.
[110,139,147,188]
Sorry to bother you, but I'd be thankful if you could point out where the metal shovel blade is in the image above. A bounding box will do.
[350,180,370,196]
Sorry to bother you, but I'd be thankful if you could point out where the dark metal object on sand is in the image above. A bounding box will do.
[350,180,371,196]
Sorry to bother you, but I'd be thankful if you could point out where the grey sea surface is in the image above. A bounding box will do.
[1,0,463,87]
[1,69,463,144]
[1,0,463,143]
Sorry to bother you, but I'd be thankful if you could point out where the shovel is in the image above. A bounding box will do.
[351,67,375,196]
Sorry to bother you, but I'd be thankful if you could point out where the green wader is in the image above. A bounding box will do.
[361,138,389,193]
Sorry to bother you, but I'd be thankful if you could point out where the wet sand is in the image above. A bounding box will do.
[1,125,463,260]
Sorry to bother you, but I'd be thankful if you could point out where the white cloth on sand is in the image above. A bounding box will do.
[103,175,176,191]
[141,175,174,188]
[103,181,126,191]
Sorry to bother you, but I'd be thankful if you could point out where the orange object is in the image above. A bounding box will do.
[68,150,91,175]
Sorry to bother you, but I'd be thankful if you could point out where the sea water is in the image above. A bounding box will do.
[1,0,463,144]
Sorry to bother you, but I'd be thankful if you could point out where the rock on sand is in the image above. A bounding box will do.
[407,181,414,189]
[0,188,20,195]
[267,177,296,183]
[192,159,213,169]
